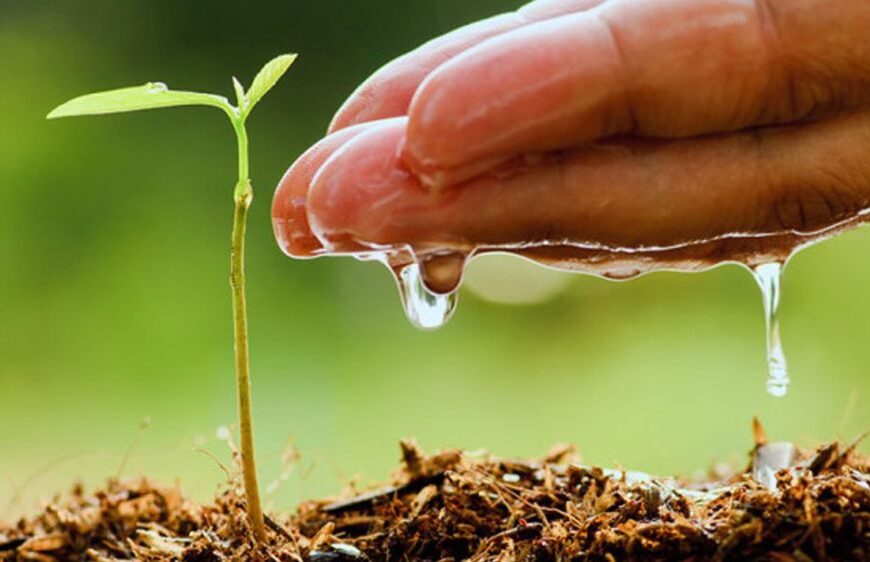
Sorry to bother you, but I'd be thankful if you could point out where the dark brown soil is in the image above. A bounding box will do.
[1,426,868,561]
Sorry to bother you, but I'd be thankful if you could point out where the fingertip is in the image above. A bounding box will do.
[272,123,376,258]
[518,0,607,19]
[403,26,540,181]
[272,164,322,258]
[405,12,614,182]
[328,75,410,134]
[328,13,534,135]
[403,66,460,177]
[327,47,448,134]
[308,118,424,249]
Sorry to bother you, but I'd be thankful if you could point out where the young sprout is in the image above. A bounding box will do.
[47,54,298,542]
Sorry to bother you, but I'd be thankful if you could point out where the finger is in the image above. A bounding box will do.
[404,0,870,186]
[307,113,870,255]
[517,0,604,19]
[272,121,384,258]
[328,0,607,133]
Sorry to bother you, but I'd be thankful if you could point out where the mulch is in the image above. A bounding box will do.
[1,423,867,561]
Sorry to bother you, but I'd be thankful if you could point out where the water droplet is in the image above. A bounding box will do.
[752,262,790,397]
[419,252,467,294]
[393,263,458,330]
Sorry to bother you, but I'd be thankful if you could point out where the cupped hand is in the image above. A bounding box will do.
[273,0,870,270]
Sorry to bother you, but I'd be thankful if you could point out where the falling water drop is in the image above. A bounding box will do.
[393,263,459,330]
[752,262,790,397]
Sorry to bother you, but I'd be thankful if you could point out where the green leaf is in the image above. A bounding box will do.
[245,54,297,112]
[47,82,232,119]
[232,77,248,109]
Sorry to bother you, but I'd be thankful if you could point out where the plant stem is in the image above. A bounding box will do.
[230,118,266,542]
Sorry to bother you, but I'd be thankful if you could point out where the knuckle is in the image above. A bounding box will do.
[756,0,870,122]
[766,167,870,233]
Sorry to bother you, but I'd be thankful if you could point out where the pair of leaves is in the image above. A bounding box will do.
[236,53,297,115]
[47,54,297,121]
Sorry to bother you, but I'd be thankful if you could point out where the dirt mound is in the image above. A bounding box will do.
[1,434,867,561]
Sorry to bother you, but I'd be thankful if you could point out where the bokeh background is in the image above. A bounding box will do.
[1,1,868,518]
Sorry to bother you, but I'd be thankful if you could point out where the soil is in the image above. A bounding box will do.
[1,424,867,562]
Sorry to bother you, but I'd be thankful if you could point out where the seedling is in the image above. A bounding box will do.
[47,54,298,541]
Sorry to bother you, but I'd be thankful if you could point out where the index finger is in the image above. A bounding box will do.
[328,0,607,133]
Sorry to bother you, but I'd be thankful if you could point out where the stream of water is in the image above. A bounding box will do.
[370,237,828,399]
[752,262,789,398]
[322,212,869,399]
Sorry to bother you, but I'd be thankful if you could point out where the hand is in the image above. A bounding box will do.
[273,0,870,275]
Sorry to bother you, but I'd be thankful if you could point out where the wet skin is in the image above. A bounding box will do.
[273,0,870,275]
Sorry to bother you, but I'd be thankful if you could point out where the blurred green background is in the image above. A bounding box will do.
[1,1,868,519]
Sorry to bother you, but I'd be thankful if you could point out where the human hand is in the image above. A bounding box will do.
[273,0,870,276]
